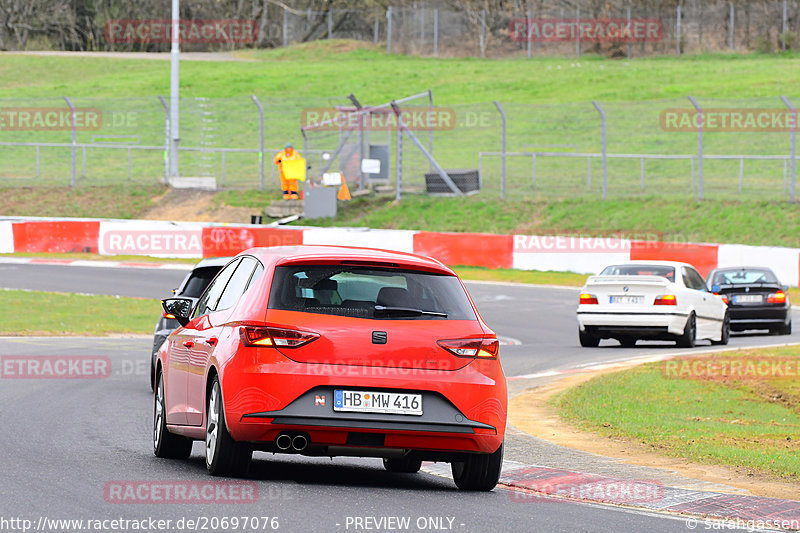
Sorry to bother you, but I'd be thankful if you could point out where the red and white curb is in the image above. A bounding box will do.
[3,217,800,285]
[422,461,800,526]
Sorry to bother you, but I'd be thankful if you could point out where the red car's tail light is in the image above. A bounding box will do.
[654,295,677,306]
[240,326,320,348]
[768,291,787,304]
[579,293,599,305]
[438,338,499,359]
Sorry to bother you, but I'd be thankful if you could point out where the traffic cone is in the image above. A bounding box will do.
[337,181,351,201]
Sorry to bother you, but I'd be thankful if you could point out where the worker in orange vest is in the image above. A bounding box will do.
[273,143,303,200]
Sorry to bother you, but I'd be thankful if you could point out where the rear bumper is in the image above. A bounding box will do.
[728,306,790,330]
[578,310,688,337]
[220,358,507,456]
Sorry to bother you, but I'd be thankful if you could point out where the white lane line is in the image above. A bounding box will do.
[508,341,800,381]
[0,257,193,270]
[464,280,580,291]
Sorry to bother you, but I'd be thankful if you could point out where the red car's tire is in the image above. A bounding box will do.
[153,371,193,459]
[205,377,252,477]
[451,442,503,491]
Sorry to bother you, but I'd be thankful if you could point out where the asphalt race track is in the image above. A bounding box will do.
[1,263,795,533]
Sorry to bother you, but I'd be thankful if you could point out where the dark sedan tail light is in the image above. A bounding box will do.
[239,326,320,348]
[768,291,787,304]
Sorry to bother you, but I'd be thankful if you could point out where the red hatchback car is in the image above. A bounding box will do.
[154,246,507,491]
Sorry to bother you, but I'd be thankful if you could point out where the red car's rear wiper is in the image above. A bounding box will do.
[374,305,448,318]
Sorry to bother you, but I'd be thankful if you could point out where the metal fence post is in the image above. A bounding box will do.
[374,13,379,44]
[395,121,402,202]
[157,95,169,181]
[782,0,788,51]
[688,96,704,200]
[729,2,735,50]
[283,8,288,47]
[592,101,607,200]
[420,6,425,45]
[626,3,632,59]
[527,7,532,59]
[433,8,439,56]
[328,9,333,39]
[387,7,392,54]
[494,101,506,200]
[781,95,796,202]
[428,89,434,171]
[479,10,486,58]
[251,95,265,190]
[576,6,581,58]
[64,96,76,187]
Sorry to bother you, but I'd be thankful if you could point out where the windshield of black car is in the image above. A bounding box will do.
[268,265,476,320]
[711,269,778,286]
[599,265,676,281]
[180,267,223,298]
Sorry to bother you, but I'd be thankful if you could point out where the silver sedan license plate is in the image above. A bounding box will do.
[334,390,422,416]
[610,295,643,304]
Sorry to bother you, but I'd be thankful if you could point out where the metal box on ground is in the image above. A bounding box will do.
[303,185,338,219]
[424,169,480,195]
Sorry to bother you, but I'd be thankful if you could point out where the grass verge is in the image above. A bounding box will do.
[0,289,158,335]
[551,347,800,479]
[1,185,165,219]
[285,195,800,248]
[2,45,799,102]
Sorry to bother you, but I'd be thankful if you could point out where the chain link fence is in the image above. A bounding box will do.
[1,94,798,200]
[3,1,799,57]
[262,1,800,58]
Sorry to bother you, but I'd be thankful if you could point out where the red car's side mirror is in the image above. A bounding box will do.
[161,298,194,327]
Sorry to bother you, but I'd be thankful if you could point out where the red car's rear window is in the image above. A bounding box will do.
[268,265,476,320]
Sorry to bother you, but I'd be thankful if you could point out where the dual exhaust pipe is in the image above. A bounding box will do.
[275,432,309,452]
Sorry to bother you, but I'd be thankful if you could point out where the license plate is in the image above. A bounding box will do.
[734,294,763,304]
[333,390,422,416]
[610,295,644,304]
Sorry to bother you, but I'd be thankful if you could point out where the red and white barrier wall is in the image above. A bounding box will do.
[1,218,798,286]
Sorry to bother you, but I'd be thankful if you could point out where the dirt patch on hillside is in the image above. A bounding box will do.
[140,190,258,223]
[511,370,800,500]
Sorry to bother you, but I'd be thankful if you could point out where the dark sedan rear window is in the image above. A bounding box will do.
[181,267,223,297]
[711,269,778,286]
[268,265,476,320]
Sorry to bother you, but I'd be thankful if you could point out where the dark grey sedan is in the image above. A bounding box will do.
[150,256,232,389]
[706,266,792,335]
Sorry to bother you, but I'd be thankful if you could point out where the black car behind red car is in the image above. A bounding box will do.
[706,266,792,335]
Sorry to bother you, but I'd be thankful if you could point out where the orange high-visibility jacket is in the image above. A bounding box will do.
[273,149,303,180]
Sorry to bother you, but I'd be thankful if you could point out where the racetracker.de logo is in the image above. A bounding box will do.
[301,107,461,131]
[508,475,663,504]
[1,356,111,379]
[104,19,258,44]
[104,481,258,504]
[0,108,102,131]
[509,18,664,43]
[660,108,799,132]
